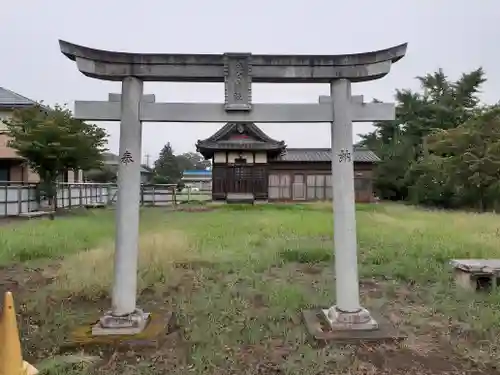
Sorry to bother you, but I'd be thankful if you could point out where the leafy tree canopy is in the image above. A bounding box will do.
[357,67,496,210]
[152,144,209,184]
[5,104,108,199]
[176,152,211,171]
[153,142,181,184]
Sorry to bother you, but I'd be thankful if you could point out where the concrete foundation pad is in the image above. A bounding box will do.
[66,312,174,349]
[254,200,269,205]
[302,308,405,343]
[210,201,226,206]
[226,193,254,204]
[19,211,55,219]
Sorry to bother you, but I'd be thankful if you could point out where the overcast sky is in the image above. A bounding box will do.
[2,0,499,165]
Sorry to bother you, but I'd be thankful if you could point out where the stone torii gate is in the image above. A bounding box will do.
[59,40,407,338]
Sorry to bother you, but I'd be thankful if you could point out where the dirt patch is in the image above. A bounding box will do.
[297,263,323,275]
[173,260,214,270]
[0,263,59,297]
[356,343,485,374]
[356,281,494,374]
[260,264,496,374]
[250,293,267,309]
[0,216,26,227]
[13,261,500,374]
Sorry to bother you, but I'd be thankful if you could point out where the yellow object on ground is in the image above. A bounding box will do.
[0,292,38,375]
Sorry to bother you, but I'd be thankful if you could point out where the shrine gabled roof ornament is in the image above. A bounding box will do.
[196,122,286,158]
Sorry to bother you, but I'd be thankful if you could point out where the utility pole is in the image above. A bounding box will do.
[144,154,151,168]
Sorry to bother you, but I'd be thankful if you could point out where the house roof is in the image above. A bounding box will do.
[182,169,212,181]
[195,122,379,163]
[183,170,211,175]
[273,147,380,163]
[0,87,39,109]
[196,122,286,157]
[201,122,282,144]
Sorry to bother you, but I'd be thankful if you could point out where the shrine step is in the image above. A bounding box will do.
[84,202,107,209]
[226,193,254,204]
[19,210,55,219]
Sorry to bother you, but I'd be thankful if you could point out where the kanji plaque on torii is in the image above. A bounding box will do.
[59,40,407,340]
[224,53,252,111]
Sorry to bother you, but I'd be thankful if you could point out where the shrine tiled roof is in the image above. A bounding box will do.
[196,122,286,157]
[196,122,379,163]
[197,122,284,145]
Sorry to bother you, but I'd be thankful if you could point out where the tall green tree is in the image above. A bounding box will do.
[420,105,500,211]
[358,67,486,202]
[5,104,108,210]
[153,143,181,184]
[175,152,211,172]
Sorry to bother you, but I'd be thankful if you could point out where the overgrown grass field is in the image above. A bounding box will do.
[2,203,500,374]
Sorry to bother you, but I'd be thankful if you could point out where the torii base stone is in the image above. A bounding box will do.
[302,309,406,343]
[66,312,175,349]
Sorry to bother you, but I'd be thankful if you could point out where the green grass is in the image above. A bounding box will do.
[0,211,114,263]
[0,209,167,264]
[4,203,500,374]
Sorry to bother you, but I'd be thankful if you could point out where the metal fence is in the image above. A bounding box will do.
[0,182,212,217]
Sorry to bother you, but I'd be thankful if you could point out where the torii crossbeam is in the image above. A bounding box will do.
[73,97,395,123]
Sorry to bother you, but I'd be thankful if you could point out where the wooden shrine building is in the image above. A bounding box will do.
[196,122,379,203]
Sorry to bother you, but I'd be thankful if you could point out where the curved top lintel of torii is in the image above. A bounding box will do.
[58,40,408,83]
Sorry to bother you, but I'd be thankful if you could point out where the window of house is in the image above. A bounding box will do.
[0,167,9,182]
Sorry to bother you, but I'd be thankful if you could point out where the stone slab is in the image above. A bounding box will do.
[453,269,479,291]
[450,259,500,273]
[65,312,174,349]
[210,201,226,206]
[302,308,405,343]
[226,193,254,204]
[18,211,55,218]
[254,200,269,205]
[84,202,106,209]
[452,266,500,291]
